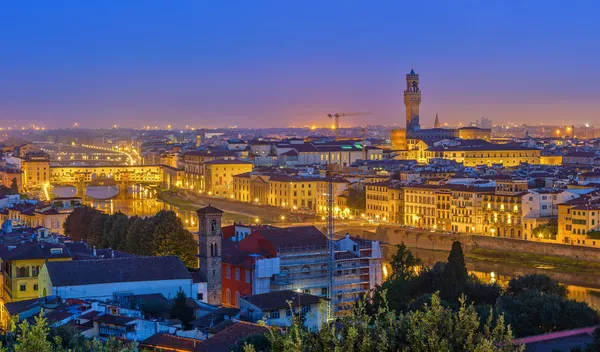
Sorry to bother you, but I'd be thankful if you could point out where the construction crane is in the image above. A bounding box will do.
[326,112,372,137]
[326,164,335,320]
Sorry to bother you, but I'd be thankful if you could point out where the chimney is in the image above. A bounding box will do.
[345,233,350,239]
[111,249,114,258]
[93,246,97,257]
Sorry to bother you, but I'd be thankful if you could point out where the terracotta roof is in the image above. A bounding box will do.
[190,307,240,332]
[196,205,224,215]
[205,159,253,165]
[252,226,327,248]
[222,240,256,268]
[141,333,203,352]
[199,321,269,352]
[184,150,236,157]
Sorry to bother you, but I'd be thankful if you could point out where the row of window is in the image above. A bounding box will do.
[19,283,38,292]
[225,265,251,284]
[269,305,311,319]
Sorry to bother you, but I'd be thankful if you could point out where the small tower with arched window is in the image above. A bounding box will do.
[197,204,223,305]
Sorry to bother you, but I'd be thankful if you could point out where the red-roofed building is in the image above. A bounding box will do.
[218,224,383,315]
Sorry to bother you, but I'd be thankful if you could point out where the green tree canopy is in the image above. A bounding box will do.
[63,207,197,267]
[506,273,568,298]
[170,288,194,328]
[10,178,18,194]
[265,292,523,352]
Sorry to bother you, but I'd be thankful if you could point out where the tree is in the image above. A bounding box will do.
[49,324,88,351]
[170,288,194,328]
[63,206,103,242]
[440,241,469,301]
[106,212,129,250]
[499,288,599,337]
[389,242,421,281]
[13,313,52,352]
[52,201,64,209]
[10,177,18,194]
[125,216,146,255]
[346,188,366,212]
[532,219,558,240]
[263,292,523,352]
[151,210,197,267]
[370,243,422,313]
[506,274,568,298]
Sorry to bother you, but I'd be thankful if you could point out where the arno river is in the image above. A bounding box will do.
[55,185,600,309]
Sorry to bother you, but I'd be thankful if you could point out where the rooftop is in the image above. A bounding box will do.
[45,256,191,286]
[243,290,326,311]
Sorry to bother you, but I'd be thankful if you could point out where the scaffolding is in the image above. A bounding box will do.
[271,236,382,316]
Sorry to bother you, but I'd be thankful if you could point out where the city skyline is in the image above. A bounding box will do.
[1,1,599,128]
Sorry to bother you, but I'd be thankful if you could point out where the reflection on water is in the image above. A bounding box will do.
[382,245,600,309]
[68,184,200,231]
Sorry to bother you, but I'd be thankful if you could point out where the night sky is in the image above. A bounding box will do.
[1,1,598,128]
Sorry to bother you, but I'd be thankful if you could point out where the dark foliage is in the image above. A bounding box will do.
[170,288,194,328]
[506,273,568,298]
[63,206,197,267]
[369,241,600,338]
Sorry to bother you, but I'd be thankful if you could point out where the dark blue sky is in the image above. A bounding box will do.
[1,1,598,128]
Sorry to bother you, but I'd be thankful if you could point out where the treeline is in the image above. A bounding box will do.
[63,206,197,267]
[0,314,140,352]
[243,242,600,352]
[370,242,599,338]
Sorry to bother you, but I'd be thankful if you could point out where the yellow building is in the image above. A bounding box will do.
[1,242,72,302]
[316,178,350,216]
[436,188,452,231]
[233,172,252,203]
[268,175,318,210]
[388,185,405,224]
[365,181,390,221]
[557,202,600,246]
[181,150,236,192]
[204,159,253,198]
[162,165,184,190]
[539,155,563,165]
[448,185,493,234]
[404,184,438,227]
[426,142,541,167]
[50,165,164,184]
[457,127,491,141]
[22,155,50,190]
[482,180,527,238]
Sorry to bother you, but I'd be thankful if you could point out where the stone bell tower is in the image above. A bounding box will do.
[404,68,421,132]
[197,205,223,305]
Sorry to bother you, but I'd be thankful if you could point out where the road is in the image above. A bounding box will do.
[174,190,380,231]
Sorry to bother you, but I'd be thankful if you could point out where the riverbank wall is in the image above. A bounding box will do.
[336,226,600,263]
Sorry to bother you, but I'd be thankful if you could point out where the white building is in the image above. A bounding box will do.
[38,256,193,300]
[273,141,382,167]
[240,290,328,331]
[522,189,580,240]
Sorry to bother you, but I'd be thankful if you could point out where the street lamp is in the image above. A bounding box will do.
[296,288,301,316]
